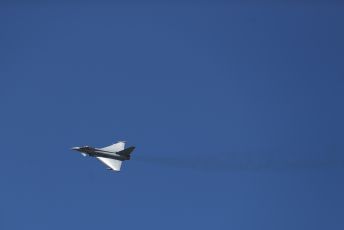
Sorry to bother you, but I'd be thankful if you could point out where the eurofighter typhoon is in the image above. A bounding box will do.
[71,141,135,171]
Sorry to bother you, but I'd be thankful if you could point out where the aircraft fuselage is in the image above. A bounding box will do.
[74,146,130,161]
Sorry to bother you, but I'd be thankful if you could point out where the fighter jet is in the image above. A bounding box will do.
[71,141,135,171]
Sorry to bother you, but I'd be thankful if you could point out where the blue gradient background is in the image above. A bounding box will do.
[1,2,344,229]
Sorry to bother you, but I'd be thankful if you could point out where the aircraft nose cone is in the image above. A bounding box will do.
[71,147,80,151]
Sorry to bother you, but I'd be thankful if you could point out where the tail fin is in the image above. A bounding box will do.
[117,146,135,156]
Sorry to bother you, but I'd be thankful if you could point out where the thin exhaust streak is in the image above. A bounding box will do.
[134,151,344,172]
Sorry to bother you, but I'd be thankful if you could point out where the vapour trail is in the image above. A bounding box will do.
[135,150,344,172]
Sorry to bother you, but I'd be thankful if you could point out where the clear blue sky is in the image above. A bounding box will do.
[1,2,344,229]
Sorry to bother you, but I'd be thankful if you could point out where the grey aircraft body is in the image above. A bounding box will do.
[72,141,135,171]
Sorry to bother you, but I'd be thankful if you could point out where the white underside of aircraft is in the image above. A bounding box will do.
[97,157,123,171]
[96,141,125,171]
